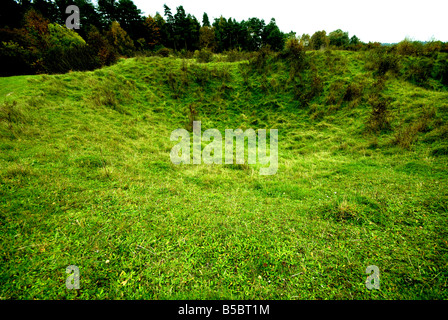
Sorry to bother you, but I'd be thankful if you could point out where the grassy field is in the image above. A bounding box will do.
[0,50,447,299]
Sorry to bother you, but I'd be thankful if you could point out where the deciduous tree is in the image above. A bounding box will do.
[310,30,329,50]
[107,20,135,56]
[143,14,161,49]
[328,29,349,48]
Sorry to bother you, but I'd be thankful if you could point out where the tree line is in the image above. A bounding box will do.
[1,0,447,76]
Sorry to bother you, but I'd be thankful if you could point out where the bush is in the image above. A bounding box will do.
[48,23,85,49]
[195,48,213,63]
[431,146,448,156]
[423,41,443,56]
[431,53,448,86]
[400,52,448,88]
[0,39,35,76]
[377,53,400,76]
[107,21,135,56]
[41,44,101,74]
[177,49,194,59]
[396,38,424,56]
[343,82,363,102]
[156,47,171,57]
[281,38,307,79]
[225,49,251,62]
[310,30,329,50]
[191,64,210,87]
[403,56,433,86]
[249,45,273,73]
[366,94,392,134]
[365,49,400,76]
[328,29,349,48]
[283,37,305,60]
[325,80,345,106]
[85,27,118,67]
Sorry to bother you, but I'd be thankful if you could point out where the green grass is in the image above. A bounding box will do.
[0,51,447,299]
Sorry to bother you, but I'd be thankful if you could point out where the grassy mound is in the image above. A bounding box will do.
[0,50,447,299]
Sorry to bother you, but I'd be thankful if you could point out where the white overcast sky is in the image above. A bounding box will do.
[130,0,448,43]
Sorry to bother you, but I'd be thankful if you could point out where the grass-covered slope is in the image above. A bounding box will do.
[0,51,447,299]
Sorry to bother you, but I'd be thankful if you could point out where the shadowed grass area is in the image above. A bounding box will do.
[0,51,447,299]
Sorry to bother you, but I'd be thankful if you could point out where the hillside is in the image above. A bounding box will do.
[0,50,447,299]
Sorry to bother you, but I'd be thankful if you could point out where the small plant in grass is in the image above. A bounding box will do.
[99,148,110,178]
[228,163,250,171]
[186,103,198,132]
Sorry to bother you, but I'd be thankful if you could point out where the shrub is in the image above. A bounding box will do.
[42,44,101,73]
[343,82,363,102]
[396,38,424,56]
[325,80,346,107]
[310,30,329,50]
[423,41,443,56]
[191,64,210,87]
[365,49,400,76]
[328,29,349,48]
[0,10,50,75]
[249,45,272,73]
[283,37,305,60]
[377,53,400,76]
[166,71,180,94]
[366,94,392,134]
[238,63,250,86]
[371,76,386,93]
[186,103,198,132]
[309,72,324,99]
[84,27,118,68]
[177,49,194,59]
[400,52,448,88]
[0,39,35,76]
[403,56,433,86]
[48,23,85,49]
[431,146,448,156]
[281,38,307,79]
[225,49,251,62]
[195,48,213,63]
[156,47,171,57]
[292,67,323,108]
[432,53,448,86]
[107,21,135,56]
